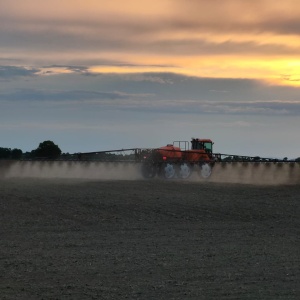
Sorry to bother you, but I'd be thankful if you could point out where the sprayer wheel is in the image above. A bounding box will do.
[161,163,176,179]
[178,163,192,179]
[200,163,212,179]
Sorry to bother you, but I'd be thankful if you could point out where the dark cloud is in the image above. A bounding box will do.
[0,88,130,102]
[2,71,300,103]
[188,100,300,116]
[2,4,300,38]
[1,10,300,60]
[42,62,176,73]
[158,17,300,37]
[107,72,300,102]
[147,39,299,56]
[110,98,300,116]
[47,65,89,72]
[1,23,298,58]
[253,18,300,36]
[1,72,300,116]
[0,66,39,79]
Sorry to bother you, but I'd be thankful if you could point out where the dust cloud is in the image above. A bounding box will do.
[209,162,300,185]
[0,161,142,180]
[1,161,299,185]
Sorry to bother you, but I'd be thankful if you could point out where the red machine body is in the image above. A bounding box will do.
[156,138,214,163]
[141,138,215,179]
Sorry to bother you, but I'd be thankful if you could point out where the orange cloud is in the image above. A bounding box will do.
[1,0,300,86]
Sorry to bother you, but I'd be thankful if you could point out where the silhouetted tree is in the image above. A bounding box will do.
[0,147,11,159]
[11,148,23,159]
[0,147,23,159]
[23,152,32,159]
[32,140,62,159]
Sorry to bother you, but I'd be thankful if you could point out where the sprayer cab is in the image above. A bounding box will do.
[191,138,213,153]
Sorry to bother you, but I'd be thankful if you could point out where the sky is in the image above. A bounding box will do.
[1,0,300,158]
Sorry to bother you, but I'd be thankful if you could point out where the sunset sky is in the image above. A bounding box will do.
[1,0,300,158]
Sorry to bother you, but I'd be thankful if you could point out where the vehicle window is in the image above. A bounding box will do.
[204,143,212,151]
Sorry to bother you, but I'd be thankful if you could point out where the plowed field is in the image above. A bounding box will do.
[1,178,299,299]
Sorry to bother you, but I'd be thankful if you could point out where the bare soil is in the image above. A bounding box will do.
[1,178,299,299]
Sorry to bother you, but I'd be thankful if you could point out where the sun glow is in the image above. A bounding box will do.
[3,0,298,87]
[85,55,300,86]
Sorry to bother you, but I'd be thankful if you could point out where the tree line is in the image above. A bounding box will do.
[1,140,300,162]
[0,140,62,160]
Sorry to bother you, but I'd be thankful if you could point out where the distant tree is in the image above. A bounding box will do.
[32,140,62,159]
[0,147,11,159]
[23,152,32,159]
[11,148,23,159]
[0,147,23,160]
[295,157,300,162]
